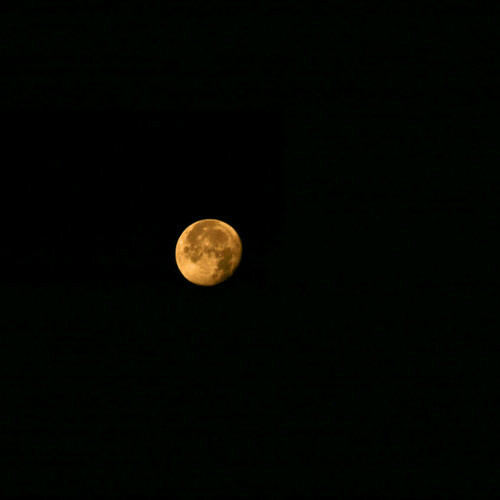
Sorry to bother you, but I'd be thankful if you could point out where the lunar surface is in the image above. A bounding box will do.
[175,219,242,286]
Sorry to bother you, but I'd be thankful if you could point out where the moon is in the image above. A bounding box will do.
[175,219,242,286]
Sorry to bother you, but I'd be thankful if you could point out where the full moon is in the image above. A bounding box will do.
[175,219,242,286]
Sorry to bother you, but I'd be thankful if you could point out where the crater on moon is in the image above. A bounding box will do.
[175,219,242,286]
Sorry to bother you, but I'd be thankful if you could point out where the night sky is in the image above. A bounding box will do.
[0,2,495,496]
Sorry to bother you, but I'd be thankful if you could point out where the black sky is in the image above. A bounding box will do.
[0,2,496,496]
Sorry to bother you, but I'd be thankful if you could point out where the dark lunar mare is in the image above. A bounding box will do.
[186,220,214,244]
[216,247,234,277]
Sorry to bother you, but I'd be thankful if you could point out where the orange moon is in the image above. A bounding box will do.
[175,219,242,286]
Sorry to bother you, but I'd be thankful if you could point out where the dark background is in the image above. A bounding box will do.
[0,2,496,496]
